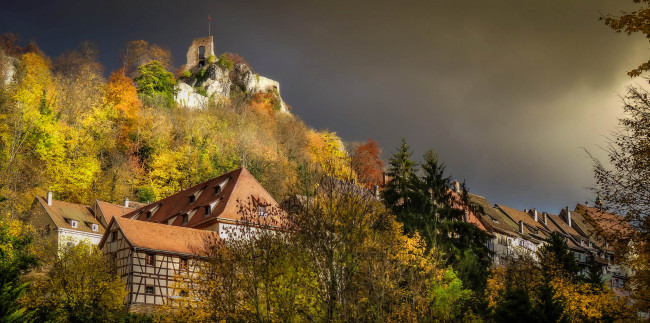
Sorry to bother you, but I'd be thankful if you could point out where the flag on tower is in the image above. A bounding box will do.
[209,15,211,21]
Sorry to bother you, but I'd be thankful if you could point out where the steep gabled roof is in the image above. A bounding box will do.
[101,216,218,256]
[124,168,281,229]
[93,200,134,228]
[449,191,490,233]
[573,204,633,241]
[35,196,103,235]
[467,194,519,236]
[496,205,547,242]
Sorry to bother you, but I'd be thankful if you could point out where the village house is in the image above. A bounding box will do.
[99,167,284,312]
[572,203,634,296]
[26,192,132,247]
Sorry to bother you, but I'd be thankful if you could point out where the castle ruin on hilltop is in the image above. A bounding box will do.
[183,36,215,71]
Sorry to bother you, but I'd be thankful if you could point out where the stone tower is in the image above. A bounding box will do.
[184,36,215,71]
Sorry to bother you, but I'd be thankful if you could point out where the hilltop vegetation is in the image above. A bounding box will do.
[0,36,359,216]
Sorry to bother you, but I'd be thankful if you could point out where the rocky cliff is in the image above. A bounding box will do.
[176,61,288,112]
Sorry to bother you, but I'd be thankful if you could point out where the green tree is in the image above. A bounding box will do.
[0,219,37,322]
[134,60,176,109]
[382,138,422,227]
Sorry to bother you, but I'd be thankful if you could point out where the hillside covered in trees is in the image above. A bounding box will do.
[0,35,374,216]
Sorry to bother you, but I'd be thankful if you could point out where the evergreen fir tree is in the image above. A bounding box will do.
[382,138,421,231]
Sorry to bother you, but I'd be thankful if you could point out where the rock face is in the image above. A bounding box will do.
[1,55,17,85]
[175,37,289,112]
[175,62,288,112]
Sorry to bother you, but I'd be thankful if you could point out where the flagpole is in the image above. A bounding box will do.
[208,15,211,36]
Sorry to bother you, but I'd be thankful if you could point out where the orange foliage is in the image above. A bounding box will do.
[250,91,281,117]
[352,139,384,189]
[104,68,141,148]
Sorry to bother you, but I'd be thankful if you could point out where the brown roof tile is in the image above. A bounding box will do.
[107,216,218,256]
[448,191,490,233]
[573,204,633,240]
[94,200,134,227]
[467,194,519,236]
[37,196,103,235]
[124,168,283,229]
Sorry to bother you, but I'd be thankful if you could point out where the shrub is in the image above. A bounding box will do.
[207,54,217,64]
[216,54,233,71]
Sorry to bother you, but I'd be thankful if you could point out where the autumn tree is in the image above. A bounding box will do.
[0,219,38,322]
[351,138,384,189]
[307,130,355,180]
[104,68,141,148]
[486,233,633,322]
[24,241,127,322]
[590,86,650,314]
[120,40,172,78]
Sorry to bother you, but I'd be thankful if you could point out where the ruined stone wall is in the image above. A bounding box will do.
[184,36,215,71]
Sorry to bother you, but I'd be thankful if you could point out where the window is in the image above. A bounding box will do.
[145,286,154,295]
[91,224,99,232]
[146,253,155,266]
[146,211,153,219]
[182,214,189,225]
[112,231,118,241]
[189,195,196,203]
[204,205,211,217]
[70,220,78,228]
[258,206,267,217]
[179,289,188,297]
[180,257,188,270]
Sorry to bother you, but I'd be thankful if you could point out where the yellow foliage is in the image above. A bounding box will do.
[307,130,355,180]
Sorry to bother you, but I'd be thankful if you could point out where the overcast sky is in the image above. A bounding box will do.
[2,0,647,213]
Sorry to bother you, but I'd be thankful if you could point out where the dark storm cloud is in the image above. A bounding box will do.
[1,0,646,212]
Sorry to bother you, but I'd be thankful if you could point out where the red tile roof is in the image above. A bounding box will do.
[449,191,489,233]
[94,200,134,227]
[124,168,283,229]
[105,216,219,256]
[573,204,633,240]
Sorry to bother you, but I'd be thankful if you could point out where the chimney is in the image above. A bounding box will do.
[463,210,468,222]
[46,191,53,206]
[533,209,538,222]
[565,206,571,227]
[124,197,130,208]
[453,180,460,193]
[543,212,547,225]
[519,220,524,234]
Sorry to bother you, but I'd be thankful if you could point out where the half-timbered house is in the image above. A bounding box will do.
[99,167,284,312]
[99,216,218,313]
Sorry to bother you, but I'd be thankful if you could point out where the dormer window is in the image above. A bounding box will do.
[91,224,98,232]
[182,214,189,225]
[204,205,211,217]
[70,220,78,228]
[258,206,268,217]
[189,195,196,204]
[146,211,153,219]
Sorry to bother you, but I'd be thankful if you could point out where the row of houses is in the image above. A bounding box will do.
[26,168,632,312]
[452,184,632,296]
